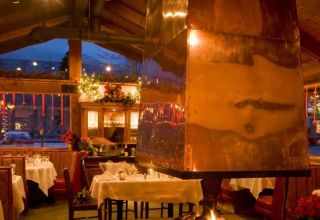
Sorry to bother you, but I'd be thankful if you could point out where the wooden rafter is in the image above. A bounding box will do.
[300,29,320,60]
[101,11,145,36]
[0,16,70,43]
[98,43,143,61]
[104,1,145,29]
[71,0,88,28]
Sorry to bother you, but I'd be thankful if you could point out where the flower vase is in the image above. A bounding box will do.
[67,140,73,151]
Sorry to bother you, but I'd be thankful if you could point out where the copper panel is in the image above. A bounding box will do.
[138,0,309,175]
[186,30,309,172]
[137,30,187,170]
[188,0,298,41]
[145,0,188,59]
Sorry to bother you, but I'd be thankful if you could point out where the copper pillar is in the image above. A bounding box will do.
[137,0,309,177]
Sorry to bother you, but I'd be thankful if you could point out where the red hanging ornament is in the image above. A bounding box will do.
[60,94,64,126]
[32,93,36,110]
[305,88,308,118]
[22,94,26,105]
[313,84,317,125]
[51,94,54,120]
[41,94,45,117]
[12,93,16,107]
[2,92,5,114]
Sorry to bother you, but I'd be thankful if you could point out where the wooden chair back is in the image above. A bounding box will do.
[63,168,74,209]
[0,156,26,186]
[0,166,13,220]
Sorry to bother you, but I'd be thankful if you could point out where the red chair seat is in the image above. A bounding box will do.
[219,185,235,203]
[54,178,65,187]
[51,178,67,194]
[255,196,272,217]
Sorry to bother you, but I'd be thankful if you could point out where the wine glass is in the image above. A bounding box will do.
[10,164,16,176]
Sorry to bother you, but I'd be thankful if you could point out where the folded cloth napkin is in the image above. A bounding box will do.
[99,162,107,172]
[99,171,116,181]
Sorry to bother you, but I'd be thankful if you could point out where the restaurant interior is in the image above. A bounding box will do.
[0,0,320,220]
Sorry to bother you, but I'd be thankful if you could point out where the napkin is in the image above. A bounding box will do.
[99,171,116,181]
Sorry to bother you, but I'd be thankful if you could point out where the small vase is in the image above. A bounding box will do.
[67,140,73,150]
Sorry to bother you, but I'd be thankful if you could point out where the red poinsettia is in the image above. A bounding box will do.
[294,194,320,219]
[60,131,74,143]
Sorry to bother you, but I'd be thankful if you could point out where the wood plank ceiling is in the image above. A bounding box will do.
[0,0,319,64]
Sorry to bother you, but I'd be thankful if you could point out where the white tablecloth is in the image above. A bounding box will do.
[12,175,26,214]
[229,178,275,199]
[0,201,3,220]
[26,162,57,196]
[90,174,203,207]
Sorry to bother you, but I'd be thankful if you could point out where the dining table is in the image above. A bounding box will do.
[0,200,3,220]
[90,173,203,219]
[12,174,26,214]
[25,161,57,196]
[229,178,275,199]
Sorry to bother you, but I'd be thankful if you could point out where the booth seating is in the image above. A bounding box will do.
[0,157,27,211]
[0,166,13,220]
[0,148,81,198]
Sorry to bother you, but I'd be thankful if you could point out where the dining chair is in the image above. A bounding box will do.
[0,166,13,220]
[82,160,138,220]
[254,177,286,220]
[140,202,168,218]
[63,168,102,220]
[0,156,28,213]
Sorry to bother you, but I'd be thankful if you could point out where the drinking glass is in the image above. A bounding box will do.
[10,164,16,176]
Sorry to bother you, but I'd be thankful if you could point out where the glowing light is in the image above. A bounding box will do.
[12,0,20,4]
[163,11,186,18]
[7,104,14,110]
[51,66,55,70]
[32,61,38,66]
[88,111,98,129]
[16,67,22,71]
[105,65,111,72]
[188,30,199,47]
[15,122,21,130]
[210,209,216,220]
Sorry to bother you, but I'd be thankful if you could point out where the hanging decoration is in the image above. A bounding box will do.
[12,93,15,107]
[51,94,54,120]
[78,74,102,101]
[313,84,317,126]
[41,94,45,117]
[22,94,26,105]
[305,88,308,118]
[1,92,7,133]
[2,92,6,114]
[60,94,64,126]
[32,93,36,110]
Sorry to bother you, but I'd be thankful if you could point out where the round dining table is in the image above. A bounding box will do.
[26,161,57,196]
[12,175,26,214]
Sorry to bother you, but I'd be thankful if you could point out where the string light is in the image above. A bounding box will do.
[78,74,103,101]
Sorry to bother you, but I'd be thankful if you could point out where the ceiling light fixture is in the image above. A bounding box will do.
[12,0,20,4]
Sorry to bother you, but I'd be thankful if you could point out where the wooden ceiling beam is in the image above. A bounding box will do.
[101,10,145,36]
[104,1,145,29]
[0,16,70,43]
[0,79,77,94]
[118,0,147,15]
[99,25,144,53]
[300,29,320,60]
[71,0,88,28]
[98,43,143,61]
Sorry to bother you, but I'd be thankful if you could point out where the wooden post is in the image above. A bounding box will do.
[68,40,82,138]
[68,40,82,82]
